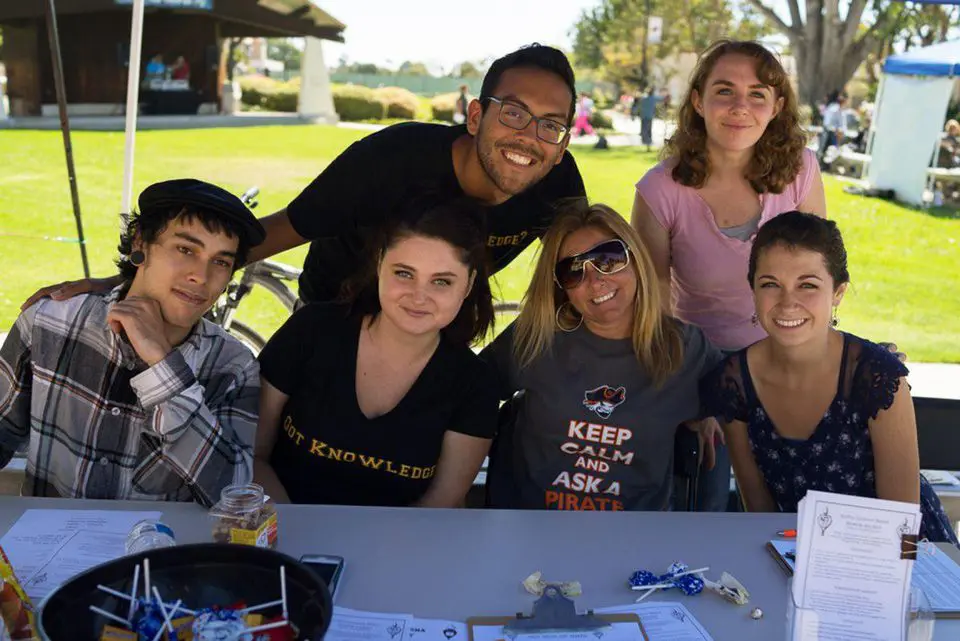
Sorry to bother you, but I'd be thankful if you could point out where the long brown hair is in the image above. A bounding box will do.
[513,200,684,386]
[664,40,807,194]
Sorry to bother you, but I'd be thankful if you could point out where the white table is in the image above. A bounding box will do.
[0,497,956,641]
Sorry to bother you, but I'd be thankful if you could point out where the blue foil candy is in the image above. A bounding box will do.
[628,562,704,596]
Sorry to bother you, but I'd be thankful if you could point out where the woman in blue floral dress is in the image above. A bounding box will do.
[704,212,957,544]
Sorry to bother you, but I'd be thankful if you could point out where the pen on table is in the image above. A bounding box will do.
[777,529,797,538]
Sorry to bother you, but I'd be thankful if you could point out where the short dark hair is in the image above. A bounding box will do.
[748,212,850,288]
[480,44,577,125]
[116,206,250,283]
[342,193,495,346]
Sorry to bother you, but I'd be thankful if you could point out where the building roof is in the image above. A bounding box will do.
[0,0,345,42]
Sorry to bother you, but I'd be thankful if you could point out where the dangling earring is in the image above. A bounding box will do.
[751,312,759,326]
[556,302,583,333]
[831,306,839,328]
[129,250,145,266]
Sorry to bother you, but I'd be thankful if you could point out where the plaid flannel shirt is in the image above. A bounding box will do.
[0,288,259,507]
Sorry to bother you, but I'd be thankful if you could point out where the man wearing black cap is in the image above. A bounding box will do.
[0,179,265,507]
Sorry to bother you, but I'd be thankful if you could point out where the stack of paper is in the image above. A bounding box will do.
[327,604,712,641]
[911,543,960,616]
[789,490,921,641]
[0,509,162,601]
[595,602,714,641]
[327,607,467,641]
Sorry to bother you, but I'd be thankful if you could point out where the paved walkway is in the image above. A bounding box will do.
[0,111,337,131]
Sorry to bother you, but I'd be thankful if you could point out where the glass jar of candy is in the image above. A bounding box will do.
[209,483,278,549]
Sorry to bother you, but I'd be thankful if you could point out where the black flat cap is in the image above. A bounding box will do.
[138,178,266,246]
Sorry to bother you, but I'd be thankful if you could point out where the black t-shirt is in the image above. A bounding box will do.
[257,303,499,506]
[286,122,586,302]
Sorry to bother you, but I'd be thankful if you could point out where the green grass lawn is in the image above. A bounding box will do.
[1,125,958,361]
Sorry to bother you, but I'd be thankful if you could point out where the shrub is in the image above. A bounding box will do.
[238,75,299,112]
[589,110,613,130]
[332,84,385,121]
[431,92,458,122]
[239,75,276,109]
[373,87,419,120]
[263,82,299,112]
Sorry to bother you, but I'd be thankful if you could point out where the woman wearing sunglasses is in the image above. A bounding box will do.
[481,200,722,511]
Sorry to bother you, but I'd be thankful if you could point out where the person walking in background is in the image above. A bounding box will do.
[639,87,669,152]
[818,91,847,170]
[571,92,595,137]
[454,84,469,124]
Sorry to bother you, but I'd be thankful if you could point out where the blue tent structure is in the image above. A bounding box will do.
[883,39,960,77]
[867,39,960,204]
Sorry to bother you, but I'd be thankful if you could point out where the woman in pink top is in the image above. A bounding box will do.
[632,40,826,512]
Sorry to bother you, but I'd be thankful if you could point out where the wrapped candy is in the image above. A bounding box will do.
[0,546,36,640]
[703,572,750,605]
[628,562,707,602]
[521,571,582,598]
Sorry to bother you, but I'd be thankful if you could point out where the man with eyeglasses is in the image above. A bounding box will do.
[276,43,586,303]
[25,45,585,310]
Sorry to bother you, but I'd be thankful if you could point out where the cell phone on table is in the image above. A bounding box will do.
[299,554,345,600]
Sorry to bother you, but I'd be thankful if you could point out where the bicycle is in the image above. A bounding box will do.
[205,187,302,354]
[207,186,523,354]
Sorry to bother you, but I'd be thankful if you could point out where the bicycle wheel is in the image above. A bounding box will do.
[251,272,299,313]
[227,320,267,355]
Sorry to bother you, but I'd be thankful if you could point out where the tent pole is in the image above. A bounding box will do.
[121,0,146,215]
[43,0,90,279]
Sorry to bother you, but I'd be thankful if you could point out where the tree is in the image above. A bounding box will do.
[452,61,483,79]
[398,61,431,76]
[745,0,958,108]
[572,0,771,88]
[267,38,302,72]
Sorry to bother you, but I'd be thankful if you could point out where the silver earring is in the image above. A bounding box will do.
[556,302,583,333]
[751,312,759,326]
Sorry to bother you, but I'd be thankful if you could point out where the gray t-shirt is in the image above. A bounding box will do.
[481,321,721,511]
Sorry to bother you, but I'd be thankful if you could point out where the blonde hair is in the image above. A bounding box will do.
[946,119,960,136]
[513,200,684,385]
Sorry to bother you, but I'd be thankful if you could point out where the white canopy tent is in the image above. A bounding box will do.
[867,39,960,205]
[117,0,343,214]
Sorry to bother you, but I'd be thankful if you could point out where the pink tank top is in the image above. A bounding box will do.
[636,148,818,351]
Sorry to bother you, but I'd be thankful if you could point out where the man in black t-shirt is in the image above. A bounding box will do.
[24,44,586,309]
[250,43,586,302]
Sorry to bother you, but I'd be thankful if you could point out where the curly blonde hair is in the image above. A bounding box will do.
[664,40,808,194]
[513,200,684,386]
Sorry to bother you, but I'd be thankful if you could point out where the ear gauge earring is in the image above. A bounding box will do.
[129,250,145,266]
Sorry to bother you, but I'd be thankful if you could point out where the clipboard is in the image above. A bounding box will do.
[466,586,649,641]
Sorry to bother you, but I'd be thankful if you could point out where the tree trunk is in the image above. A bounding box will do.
[747,0,892,111]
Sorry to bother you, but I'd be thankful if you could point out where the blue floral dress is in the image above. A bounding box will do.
[704,333,958,545]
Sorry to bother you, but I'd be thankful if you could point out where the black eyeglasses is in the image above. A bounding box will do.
[554,239,631,289]
[484,97,569,145]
